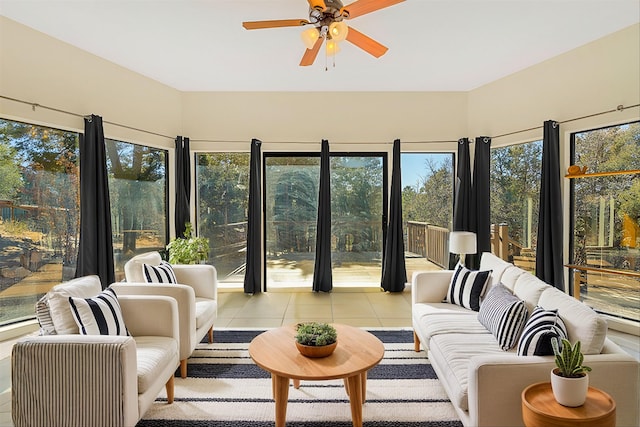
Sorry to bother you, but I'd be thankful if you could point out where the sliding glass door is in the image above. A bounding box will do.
[265,155,320,288]
[330,155,386,286]
[264,153,386,290]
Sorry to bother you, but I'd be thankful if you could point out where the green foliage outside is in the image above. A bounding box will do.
[0,119,79,269]
[0,141,22,199]
[490,141,542,250]
[402,156,454,229]
[573,122,640,269]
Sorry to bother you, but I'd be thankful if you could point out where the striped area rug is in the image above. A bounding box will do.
[137,329,462,427]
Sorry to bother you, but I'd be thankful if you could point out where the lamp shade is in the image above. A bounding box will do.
[326,39,340,56]
[301,27,320,49]
[328,21,348,42]
[449,231,477,255]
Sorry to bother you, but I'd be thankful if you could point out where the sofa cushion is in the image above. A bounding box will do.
[143,261,177,284]
[46,275,103,334]
[517,306,568,356]
[134,336,179,394]
[428,333,506,411]
[478,283,528,350]
[479,252,513,287]
[499,266,529,292]
[513,273,551,314]
[125,251,162,283]
[538,287,607,355]
[195,298,217,330]
[69,287,130,336]
[443,263,491,311]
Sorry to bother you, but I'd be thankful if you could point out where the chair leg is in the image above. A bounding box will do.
[208,326,213,343]
[166,375,174,404]
[414,331,421,352]
[180,359,188,378]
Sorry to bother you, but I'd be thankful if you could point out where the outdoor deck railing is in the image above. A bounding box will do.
[406,221,449,268]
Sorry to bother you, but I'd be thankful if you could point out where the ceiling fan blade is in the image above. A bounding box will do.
[307,0,327,11]
[342,0,404,19]
[242,19,309,30]
[345,27,388,58]
[300,37,324,66]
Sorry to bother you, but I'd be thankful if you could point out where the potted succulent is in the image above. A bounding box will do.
[550,337,592,407]
[166,222,210,264]
[295,322,338,358]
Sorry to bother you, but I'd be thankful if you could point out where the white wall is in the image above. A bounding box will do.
[0,16,182,149]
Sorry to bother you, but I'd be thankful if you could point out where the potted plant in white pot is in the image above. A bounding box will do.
[166,222,209,264]
[550,337,592,407]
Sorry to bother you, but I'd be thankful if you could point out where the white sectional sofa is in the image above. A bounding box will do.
[412,252,640,427]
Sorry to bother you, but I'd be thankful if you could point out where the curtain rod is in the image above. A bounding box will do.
[190,139,458,144]
[3,94,637,144]
[0,94,175,140]
[491,104,639,139]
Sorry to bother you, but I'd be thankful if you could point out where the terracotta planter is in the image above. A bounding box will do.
[295,340,337,358]
[550,368,589,407]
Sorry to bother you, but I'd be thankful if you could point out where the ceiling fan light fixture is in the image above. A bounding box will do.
[328,21,348,41]
[326,39,340,56]
[301,27,320,49]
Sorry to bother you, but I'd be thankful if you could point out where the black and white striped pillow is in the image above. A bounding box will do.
[143,261,177,284]
[478,283,528,350]
[68,287,129,336]
[517,306,568,356]
[443,263,491,311]
[35,294,56,335]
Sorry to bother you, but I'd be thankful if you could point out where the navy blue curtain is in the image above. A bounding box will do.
[244,139,262,294]
[451,138,472,268]
[312,140,332,292]
[536,120,564,290]
[469,137,491,269]
[175,136,191,238]
[75,115,115,288]
[381,139,407,292]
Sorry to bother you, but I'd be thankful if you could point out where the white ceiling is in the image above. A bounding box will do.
[1,0,638,92]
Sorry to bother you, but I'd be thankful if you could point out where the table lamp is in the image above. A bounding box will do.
[449,231,477,267]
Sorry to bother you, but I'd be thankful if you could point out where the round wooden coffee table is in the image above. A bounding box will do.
[248,323,385,427]
[522,382,616,427]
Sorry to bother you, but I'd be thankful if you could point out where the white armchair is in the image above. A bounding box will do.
[12,276,180,427]
[112,251,218,378]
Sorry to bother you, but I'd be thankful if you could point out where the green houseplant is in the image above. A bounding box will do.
[550,337,592,407]
[165,222,210,264]
[295,322,338,358]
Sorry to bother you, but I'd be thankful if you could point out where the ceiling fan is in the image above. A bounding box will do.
[242,0,405,66]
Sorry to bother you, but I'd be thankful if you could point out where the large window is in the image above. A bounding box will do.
[401,153,454,272]
[196,153,250,284]
[0,118,79,326]
[571,122,640,322]
[106,139,168,280]
[490,141,542,271]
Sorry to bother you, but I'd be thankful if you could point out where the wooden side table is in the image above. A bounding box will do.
[522,382,616,427]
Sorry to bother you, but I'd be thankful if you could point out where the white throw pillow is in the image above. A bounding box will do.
[69,287,129,336]
[46,275,103,334]
[443,263,491,311]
